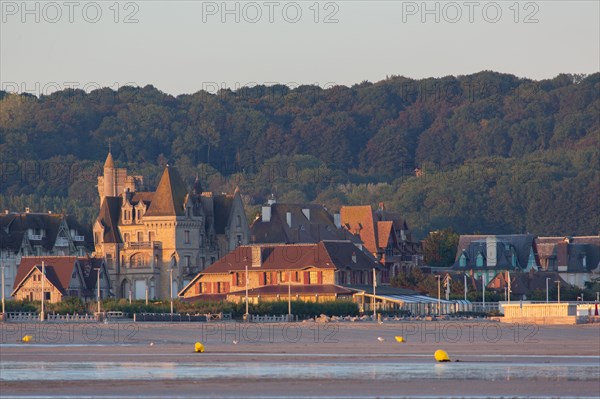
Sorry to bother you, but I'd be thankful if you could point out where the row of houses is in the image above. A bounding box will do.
[2,150,598,308]
[449,234,600,292]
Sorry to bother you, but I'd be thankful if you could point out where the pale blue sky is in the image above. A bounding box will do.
[1,1,599,95]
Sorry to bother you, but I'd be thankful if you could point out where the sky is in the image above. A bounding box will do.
[1,1,599,96]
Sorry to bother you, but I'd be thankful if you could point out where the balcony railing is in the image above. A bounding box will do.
[73,235,85,242]
[28,234,42,240]
[128,241,152,249]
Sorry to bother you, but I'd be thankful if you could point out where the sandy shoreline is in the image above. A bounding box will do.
[1,321,599,398]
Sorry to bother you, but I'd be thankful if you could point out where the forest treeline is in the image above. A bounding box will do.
[1,71,598,237]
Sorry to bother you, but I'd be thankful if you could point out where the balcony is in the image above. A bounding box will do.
[128,241,152,249]
[28,234,42,241]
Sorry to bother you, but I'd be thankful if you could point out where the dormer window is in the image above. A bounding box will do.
[476,253,484,267]
[459,252,467,267]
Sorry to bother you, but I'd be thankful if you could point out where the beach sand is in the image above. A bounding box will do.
[1,320,599,398]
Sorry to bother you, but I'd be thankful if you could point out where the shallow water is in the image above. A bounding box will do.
[1,360,598,382]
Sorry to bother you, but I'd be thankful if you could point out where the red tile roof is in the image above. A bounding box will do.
[12,256,78,295]
[229,284,354,296]
[340,206,378,254]
[377,221,393,249]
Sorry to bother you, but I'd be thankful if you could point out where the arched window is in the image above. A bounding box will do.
[130,253,148,268]
[459,253,467,267]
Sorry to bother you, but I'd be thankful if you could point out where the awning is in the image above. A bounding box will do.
[361,293,455,305]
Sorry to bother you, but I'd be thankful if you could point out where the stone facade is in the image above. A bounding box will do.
[93,152,250,299]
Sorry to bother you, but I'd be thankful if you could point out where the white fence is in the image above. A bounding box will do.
[250,314,294,323]
[4,312,96,323]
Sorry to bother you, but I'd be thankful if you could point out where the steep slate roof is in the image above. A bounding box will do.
[12,256,79,296]
[251,203,345,244]
[452,234,538,271]
[64,215,94,251]
[78,257,105,293]
[145,167,188,217]
[97,197,123,243]
[104,152,115,168]
[535,236,600,272]
[1,213,65,251]
[131,192,154,205]
[213,194,234,234]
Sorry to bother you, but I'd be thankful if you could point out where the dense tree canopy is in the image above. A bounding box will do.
[1,72,598,237]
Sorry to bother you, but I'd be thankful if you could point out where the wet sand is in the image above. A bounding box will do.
[1,320,599,398]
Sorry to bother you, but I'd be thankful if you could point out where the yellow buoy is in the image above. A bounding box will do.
[194,342,205,353]
[394,336,405,343]
[22,335,33,343]
[434,349,450,362]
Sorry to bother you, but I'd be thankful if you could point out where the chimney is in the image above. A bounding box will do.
[334,213,341,229]
[25,207,30,213]
[302,208,310,221]
[286,212,292,228]
[251,246,262,268]
[486,236,497,267]
[267,194,276,205]
[261,205,271,222]
[379,202,385,211]
[4,210,9,215]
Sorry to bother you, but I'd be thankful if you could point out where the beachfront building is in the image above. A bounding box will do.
[339,204,423,278]
[178,241,383,302]
[535,236,600,288]
[451,234,540,284]
[11,256,110,303]
[93,150,250,300]
[0,210,94,299]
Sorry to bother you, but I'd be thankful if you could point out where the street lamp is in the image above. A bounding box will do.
[288,270,292,321]
[436,275,441,316]
[97,268,101,315]
[373,268,377,318]
[40,261,45,321]
[1,263,5,316]
[545,277,551,303]
[245,264,249,319]
[169,268,174,315]
[555,281,561,304]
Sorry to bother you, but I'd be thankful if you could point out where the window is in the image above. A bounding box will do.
[185,256,191,268]
[94,232,101,244]
[124,233,130,242]
[199,234,204,247]
[476,253,484,267]
[137,232,143,242]
[459,253,467,267]
[184,230,190,244]
[149,231,154,242]
[236,234,242,247]
[236,215,241,227]
[137,209,143,220]
[309,271,318,284]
